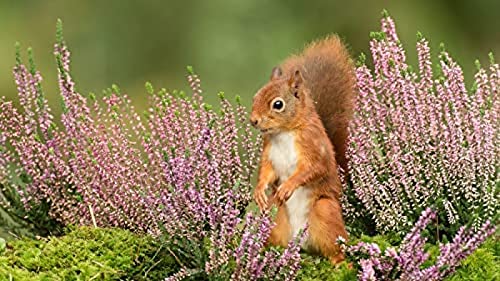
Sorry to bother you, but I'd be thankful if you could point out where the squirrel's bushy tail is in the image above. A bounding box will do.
[282,35,356,172]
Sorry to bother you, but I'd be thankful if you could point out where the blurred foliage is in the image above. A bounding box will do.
[1,0,500,112]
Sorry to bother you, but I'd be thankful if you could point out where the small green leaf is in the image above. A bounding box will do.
[15,42,21,66]
[475,59,482,71]
[111,84,121,95]
[381,9,389,18]
[27,47,36,75]
[56,19,64,44]
[356,53,366,67]
[179,90,187,100]
[416,31,424,41]
[488,52,495,64]
[158,88,167,97]
[203,103,213,111]
[143,132,151,143]
[145,82,154,95]
[439,42,446,53]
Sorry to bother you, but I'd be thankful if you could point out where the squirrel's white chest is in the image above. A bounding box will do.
[268,132,298,180]
[268,132,310,240]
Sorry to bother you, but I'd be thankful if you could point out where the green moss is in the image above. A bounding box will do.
[445,238,500,281]
[0,228,497,280]
[297,255,356,281]
[0,227,178,280]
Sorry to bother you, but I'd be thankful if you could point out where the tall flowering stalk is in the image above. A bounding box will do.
[344,12,499,234]
[348,208,496,281]
[229,213,306,281]
[164,209,305,281]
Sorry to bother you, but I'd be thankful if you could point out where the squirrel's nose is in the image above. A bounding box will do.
[250,116,260,127]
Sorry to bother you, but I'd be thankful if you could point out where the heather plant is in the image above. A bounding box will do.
[347,208,496,281]
[163,210,306,280]
[343,12,499,236]
[0,20,306,281]
[0,19,259,234]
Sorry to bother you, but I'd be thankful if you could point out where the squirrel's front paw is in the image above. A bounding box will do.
[254,185,268,211]
[275,183,295,205]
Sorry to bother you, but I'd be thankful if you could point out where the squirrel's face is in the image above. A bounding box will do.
[250,67,306,135]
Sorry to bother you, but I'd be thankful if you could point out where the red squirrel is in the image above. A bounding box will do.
[250,35,356,264]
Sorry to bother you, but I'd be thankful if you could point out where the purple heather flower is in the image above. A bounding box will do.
[1,36,260,233]
[344,13,498,235]
[350,209,496,281]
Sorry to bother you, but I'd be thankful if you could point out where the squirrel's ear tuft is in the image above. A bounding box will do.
[289,69,303,90]
[270,66,283,80]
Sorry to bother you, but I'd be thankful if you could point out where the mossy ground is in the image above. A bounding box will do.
[0,227,498,280]
[0,227,177,280]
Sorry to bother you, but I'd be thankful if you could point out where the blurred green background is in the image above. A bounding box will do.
[1,0,499,111]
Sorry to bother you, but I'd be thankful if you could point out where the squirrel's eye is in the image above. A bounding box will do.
[273,100,283,110]
[270,98,285,112]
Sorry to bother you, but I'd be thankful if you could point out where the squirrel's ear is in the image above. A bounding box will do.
[288,69,303,89]
[270,66,282,80]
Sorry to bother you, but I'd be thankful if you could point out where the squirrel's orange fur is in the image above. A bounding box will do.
[250,35,355,264]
